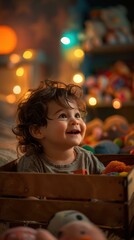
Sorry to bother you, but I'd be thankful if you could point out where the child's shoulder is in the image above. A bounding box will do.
[75,146,94,156]
[17,153,38,171]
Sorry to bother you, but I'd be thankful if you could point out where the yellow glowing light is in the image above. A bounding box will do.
[74,48,84,59]
[112,98,122,109]
[23,50,33,59]
[9,53,21,64]
[88,97,97,106]
[13,85,21,94]
[60,37,70,45]
[73,73,84,84]
[6,94,16,103]
[16,67,24,77]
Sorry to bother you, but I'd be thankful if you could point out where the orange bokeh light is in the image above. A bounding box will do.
[0,25,17,54]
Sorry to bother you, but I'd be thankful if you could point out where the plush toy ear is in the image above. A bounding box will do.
[29,125,45,139]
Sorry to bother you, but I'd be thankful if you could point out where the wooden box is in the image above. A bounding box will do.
[0,154,134,239]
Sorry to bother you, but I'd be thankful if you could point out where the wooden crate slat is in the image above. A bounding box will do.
[0,172,126,201]
[0,154,134,238]
[0,198,125,228]
[96,154,134,166]
[128,194,134,224]
[128,168,134,201]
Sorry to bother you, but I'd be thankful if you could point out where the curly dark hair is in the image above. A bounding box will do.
[12,79,87,155]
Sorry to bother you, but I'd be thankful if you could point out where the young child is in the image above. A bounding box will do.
[13,79,105,174]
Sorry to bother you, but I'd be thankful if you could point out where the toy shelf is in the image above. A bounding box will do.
[88,43,134,55]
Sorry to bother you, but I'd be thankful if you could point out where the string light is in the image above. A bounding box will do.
[23,50,33,59]
[88,97,97,106]
[16,67,24,77]
[13,85,21,94]
[112,98,122,109]
[73,73,84,84]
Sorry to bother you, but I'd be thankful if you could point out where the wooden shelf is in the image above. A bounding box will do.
[88,43,134,55]
[88,101,134,108]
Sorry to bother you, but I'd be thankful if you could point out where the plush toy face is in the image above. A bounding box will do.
[57,221,106,240]
[0,227,36,240]
[47,210,90,237]
[0,227,57,240]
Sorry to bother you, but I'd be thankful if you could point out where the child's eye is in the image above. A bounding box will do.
[75,112,81,118]
[58,113,67,119]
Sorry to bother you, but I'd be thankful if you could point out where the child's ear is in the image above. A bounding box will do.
[29,125,45,139]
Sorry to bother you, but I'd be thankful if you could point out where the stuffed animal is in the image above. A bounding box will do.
[83,20,104,51]
[120,130,134,154]
[102,160,133,176]
[100,5,134,44]
[57,221,106,240]
[84,118,104,147]
[94,140,120,154]
[103,115,130,141]
[47,210,106,240]
[0,227,57,240]
[47,210,90,237]
[87,5,134,46]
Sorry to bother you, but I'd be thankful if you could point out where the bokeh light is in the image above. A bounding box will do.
[0,25,17,54]
[13,85,21,94]
[88,97,97,106]
[23,50,33,59]
[6,94,16,103]
[112,98,122,109]
[16,67,24,77]
[73,73,85,84]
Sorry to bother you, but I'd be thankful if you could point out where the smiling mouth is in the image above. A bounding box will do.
[66,130,81,134]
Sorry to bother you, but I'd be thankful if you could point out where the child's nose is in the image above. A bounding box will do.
[69,117,79,125]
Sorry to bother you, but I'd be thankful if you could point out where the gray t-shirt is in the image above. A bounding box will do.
[17,146,105,174]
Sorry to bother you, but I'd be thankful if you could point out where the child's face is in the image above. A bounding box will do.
[40,99,86,149]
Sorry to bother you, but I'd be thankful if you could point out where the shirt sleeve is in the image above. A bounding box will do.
[77,147,105,174]
[90,152,105,174]
[17,155,41,172]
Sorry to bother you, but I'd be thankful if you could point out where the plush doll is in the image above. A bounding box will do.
[100,5,134,44]
[0,227,57,240]
[84,118,104,147]
[83,20,103,51]
[103,115,130,141]
[94,140,120,154]
[57,221,106,240]
[102,160,133,176]
[0,227,36,240]
[124,130,134,147]
[120,130,134,154]
[47,210,106,240]
[47,210,90,237]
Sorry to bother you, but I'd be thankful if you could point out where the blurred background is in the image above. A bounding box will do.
[0,0,134,128]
